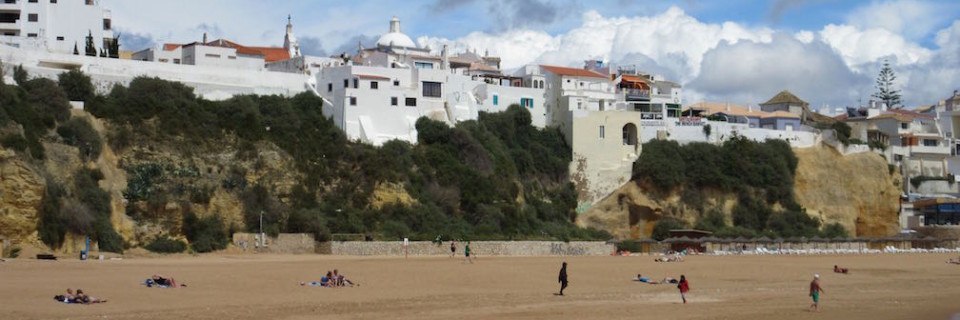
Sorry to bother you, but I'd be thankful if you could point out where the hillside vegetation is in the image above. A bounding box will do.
[630,138,847,240]
[1,69,607,254]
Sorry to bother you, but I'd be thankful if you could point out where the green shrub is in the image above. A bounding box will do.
[832,121,852,146]
[57,117,103,161]
[651,217,687,241]
[13,64,26,85]
[145,237,187,253]
[182,211,228,253]
[821,223,848,239]
[0,134,27,152]
[37,178,67,249]
[9,246,20,258]
[57,69,94,102]
[23,77,71,123]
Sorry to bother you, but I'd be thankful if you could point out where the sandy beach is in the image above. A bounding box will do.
[2,253,959,320]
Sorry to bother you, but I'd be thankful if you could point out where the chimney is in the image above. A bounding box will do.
[202,32,207,44]
[725,102,730,111]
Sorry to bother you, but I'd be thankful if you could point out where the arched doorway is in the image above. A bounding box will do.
[622,123,638,146]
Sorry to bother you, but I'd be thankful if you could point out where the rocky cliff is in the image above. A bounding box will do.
[578,144,901,239]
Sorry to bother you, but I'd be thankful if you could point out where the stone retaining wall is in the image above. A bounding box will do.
[232,233,318,254]
[330,241,614,256]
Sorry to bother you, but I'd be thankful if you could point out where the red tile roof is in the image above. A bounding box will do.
[165,39,290,62]
[540,65,607,79]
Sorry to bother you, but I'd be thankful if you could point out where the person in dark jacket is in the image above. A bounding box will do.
[677,275,690,303]
[558,262,568,296]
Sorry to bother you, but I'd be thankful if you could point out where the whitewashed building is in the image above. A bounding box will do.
[316,16,546,145]
[0,0,113,55]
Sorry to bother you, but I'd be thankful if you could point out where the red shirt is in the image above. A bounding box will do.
[679,280,690,293]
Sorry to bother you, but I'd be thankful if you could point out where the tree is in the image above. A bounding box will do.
[73,42,79,55]
[13,64,27,85]
[58,69,94,102]
[0,58,4,86]
[872,59,902,108]
[85,31,96,57]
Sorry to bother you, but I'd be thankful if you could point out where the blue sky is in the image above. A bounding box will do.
[106,0,960,110]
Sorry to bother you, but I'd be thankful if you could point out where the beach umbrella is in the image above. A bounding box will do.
[756,236,773,243]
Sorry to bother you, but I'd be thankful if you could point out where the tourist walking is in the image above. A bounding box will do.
[809,274,824,312]
[677,275,689,303]
[558,262,568,296]
[450,240,457,258]
[464,242,472,263]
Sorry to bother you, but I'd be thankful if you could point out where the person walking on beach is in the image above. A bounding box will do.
[809,274,824,312]
[450,240,457,258]
[677,275,690,303]
[464,242,472,263]
[558,262,568,296]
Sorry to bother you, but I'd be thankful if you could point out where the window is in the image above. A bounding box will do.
[205,53,221,58]
[493,94,498,106]
[51,0,57,3]
[370,81,378,89]
[27,33,37,37]
[539,80,544,88]
[343,79,349,88]
[422,81,442,98]
[353,78,358,89]
[393,80,400,86]
[228,56,237,60]
[28,13,38,22]
[414,62,434,69]
[901,122,909,129]
[923,139,938,147]
[405,97,417,107]
[56,36,64,41]
[159,58,169,63]
[29,0,38,3]
[103,18,111,30]
[327,83,332,92]
[391,97,398,106]
[520,98,533,108]
[349,97,357,106]
[173,58,181,64]
[599,125,605,139]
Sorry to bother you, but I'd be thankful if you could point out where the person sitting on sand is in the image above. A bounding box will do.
[55,288,79,303]
[75,289,107,304]
[335,270,358,287]
[833,265,849,274]
[332,269,342,287]
[321,271,333,287]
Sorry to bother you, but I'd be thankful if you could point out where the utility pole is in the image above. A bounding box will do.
[259,210,264,249]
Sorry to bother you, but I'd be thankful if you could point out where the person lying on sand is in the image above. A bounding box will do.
[833,265,849,274]
[146,274,185,288]
[948,257,960,265]
[633,274,657,284]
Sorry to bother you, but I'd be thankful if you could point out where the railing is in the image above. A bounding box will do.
[618,88,650,100]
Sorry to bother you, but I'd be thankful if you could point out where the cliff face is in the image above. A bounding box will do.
[0,149,45,241]
[578,144,900,238]
[793,145,900,237]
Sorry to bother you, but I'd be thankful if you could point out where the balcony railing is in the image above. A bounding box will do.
[618,88,650,101]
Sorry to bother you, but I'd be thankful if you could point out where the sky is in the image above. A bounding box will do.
[105,0,960,110]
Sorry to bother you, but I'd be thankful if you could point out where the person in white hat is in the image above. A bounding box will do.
[809,274,825,312]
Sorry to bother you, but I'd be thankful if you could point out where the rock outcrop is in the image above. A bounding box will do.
[578,144,900,239]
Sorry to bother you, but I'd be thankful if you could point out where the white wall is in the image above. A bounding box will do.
[0,42,311,101]
[14,0,112,55]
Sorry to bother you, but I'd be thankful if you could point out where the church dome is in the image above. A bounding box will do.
[376,16,417,49]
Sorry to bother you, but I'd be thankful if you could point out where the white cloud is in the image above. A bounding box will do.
[794,30,814,44]
[818,24,931,69]
[688,34,869,108]
[845,0,952,40]
[418,30,561,70]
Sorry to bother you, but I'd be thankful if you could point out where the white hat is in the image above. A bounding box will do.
[814,274,820,279]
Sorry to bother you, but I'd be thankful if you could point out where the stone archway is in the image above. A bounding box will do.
[622,123,638,146]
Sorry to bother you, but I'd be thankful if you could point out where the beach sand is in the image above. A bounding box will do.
[2,252,959,319]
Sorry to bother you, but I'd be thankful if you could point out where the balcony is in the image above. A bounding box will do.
[619,88,650,101]
[908,144,952,156]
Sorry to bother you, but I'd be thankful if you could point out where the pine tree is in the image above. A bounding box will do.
[85,31,96,57]
[73,42,79,55]
[872,59,902,108]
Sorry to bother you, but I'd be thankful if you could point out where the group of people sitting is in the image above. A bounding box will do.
[632,274,679,284]
[300,269,357,287]
[144,274,185,288]
[54,288,106,304]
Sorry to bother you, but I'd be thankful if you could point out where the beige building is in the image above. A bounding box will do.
[568,110,644,212]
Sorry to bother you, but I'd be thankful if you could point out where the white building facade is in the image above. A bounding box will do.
[0,0,113,55]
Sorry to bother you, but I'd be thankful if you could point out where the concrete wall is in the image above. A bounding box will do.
[568,110,644,209]
[330,241,614,256]
[232,233,317,254]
